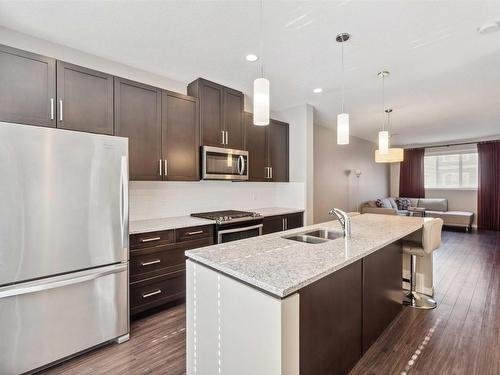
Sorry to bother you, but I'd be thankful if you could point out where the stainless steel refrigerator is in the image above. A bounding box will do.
[0,122,129,375]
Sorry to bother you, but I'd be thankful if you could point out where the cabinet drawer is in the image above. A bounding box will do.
[130,244,185,281]
[130,237,213,283]
[176,225,213,242]
[130,270,185,315]
[130,229,175,250]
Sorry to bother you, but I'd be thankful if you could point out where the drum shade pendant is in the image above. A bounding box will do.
[336,33,350,144]
[377,71,390,154]
[253,0,270,126]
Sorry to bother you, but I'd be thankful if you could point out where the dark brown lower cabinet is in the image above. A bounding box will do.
[299,260,362,375]
[362,240,403,352]
[262,212,304,234]
[298,241,403,374]
[129,225,214,316]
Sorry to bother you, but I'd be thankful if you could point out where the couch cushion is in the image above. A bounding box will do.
[418,198,448,212]
[409,198,419,207]
[388,197,398,209]
[441,211,474,225]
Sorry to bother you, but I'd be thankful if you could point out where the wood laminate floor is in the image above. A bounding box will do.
[43,229,499,375]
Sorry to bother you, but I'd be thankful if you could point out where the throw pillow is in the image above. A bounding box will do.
[396,197,412,210]
[375,199,383,207]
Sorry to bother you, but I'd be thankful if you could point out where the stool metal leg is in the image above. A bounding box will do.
[404,254,437,309]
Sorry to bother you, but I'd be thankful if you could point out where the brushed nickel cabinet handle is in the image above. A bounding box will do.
[164,159,168,177]
[159,160,163,176]
[141,259,161,266]
[140,236,161,243]
[187,230,204,236]
[221,130,225,145]
[59,100,63,121]
[50,98,54,120]
[225,131,229,145]
[142,289,162,298]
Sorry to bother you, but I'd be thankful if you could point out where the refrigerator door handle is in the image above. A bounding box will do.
[0,263,127,299]
[120,155,129,252]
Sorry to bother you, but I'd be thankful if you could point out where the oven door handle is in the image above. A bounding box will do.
[217,224,263,244]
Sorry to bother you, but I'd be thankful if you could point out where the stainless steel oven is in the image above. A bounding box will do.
[217,222,263,244]
[191,210,263,244]
[202,146,248,180]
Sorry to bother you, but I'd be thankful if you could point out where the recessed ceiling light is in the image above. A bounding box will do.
[313,88,323,93]
[478,21,500,34]
[245,54,259,62]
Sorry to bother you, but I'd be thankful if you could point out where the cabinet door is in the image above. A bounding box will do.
[0,44,56,127]
[223,87,244,149]
[286,212,304,230]
[56,61,113,134]
[268,119,289,182]
[299,260,362,375]
[114,77,162,181]
[244,112,268,181]
[162,91,199,181]
[263,215,286,234]
[188,79,224,147]
[362,241,402,353]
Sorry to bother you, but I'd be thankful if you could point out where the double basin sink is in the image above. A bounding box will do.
[283,229,344,244]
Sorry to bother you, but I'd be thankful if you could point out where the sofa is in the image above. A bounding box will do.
[361,197,474,231]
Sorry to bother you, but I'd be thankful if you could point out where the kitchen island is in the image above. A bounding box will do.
[185,213,427,375]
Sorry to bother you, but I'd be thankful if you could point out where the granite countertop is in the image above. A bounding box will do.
[129,216,215,234]
[185,214,429,298]
[253,207,305,217]
[129,207,304,234]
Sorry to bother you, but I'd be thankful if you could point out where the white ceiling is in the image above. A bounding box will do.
[1,0,499,146]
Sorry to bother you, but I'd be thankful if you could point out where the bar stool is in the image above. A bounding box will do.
[403,218,444,309]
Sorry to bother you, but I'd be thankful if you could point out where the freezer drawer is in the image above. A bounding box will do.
[0,263,128,375]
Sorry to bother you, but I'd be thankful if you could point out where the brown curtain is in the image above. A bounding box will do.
[477,141,500,230]
[399,148,425,198]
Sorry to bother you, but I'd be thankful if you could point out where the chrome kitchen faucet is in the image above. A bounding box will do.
[329,208,351,238]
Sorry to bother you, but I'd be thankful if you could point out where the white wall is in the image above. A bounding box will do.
[0,28,308,220]
[313,124,390,224]
[274,104,314,224]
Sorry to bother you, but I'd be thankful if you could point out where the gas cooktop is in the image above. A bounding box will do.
[191,210,261,224]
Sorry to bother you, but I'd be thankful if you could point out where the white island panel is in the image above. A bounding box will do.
[186,260,299,375]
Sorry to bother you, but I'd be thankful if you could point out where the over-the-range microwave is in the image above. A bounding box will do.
[201,146,249,181]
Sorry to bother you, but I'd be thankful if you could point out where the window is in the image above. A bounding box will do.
[424,153,478,189]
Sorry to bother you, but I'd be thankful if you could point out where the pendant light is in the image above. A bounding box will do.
[374,109,404,163]
[377,71,390,154]
[336,32,350,145]
[253,0,270,126]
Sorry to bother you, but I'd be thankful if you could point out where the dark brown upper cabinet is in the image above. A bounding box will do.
[162,90,200,181]
[114,77,162,181]
[268,119,289,182]
[0,44,56,127]
[223,87,244,149]
[244,112,289,182]
[56,61,114,135]
[244,111,268,181]
[187,78,244,149]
